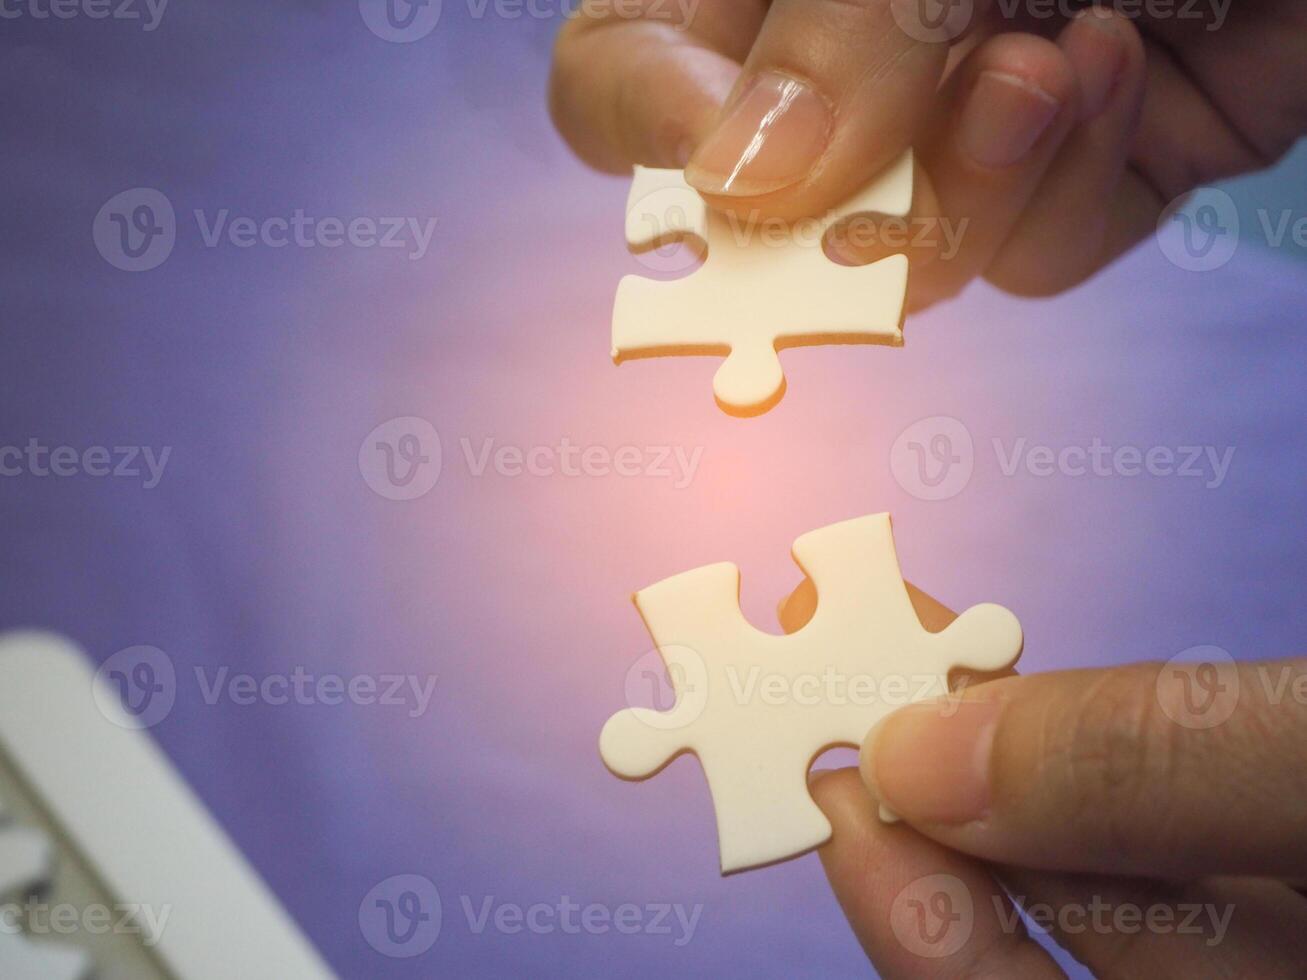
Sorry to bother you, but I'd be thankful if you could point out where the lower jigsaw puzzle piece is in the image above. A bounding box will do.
[600,513,1022,873]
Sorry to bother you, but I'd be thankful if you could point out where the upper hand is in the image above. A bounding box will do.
[550,1,1306,309]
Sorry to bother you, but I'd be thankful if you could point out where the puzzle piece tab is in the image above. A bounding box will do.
[599,513,1021,873]
[612,152,913,416]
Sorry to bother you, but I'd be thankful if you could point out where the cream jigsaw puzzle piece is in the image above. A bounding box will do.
[599,513,1021,874]
[0,799,91,980]
[0,935,90,980]
[612,152,913,416]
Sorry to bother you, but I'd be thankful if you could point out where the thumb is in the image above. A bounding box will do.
[684,0,985,220]
[860,658,1307,878]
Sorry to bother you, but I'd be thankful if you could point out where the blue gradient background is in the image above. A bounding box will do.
[2,2,1305,976]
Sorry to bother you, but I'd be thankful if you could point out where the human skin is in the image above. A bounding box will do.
[550,5,1307,971]
[811,590,1307,976]
[550,0,1307,310]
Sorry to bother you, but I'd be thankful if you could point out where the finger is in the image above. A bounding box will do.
[683,0,981,219]
[999,868,1307,977]
[985,9,1149,296]
[810,768,1065,979]
[823,28,1079,310]
[548,1,762,172]
[889,30,1083,309]
[860,660,1307,878]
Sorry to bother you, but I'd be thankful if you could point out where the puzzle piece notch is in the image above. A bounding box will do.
[600,513,1022,873]
[613,152,914,416]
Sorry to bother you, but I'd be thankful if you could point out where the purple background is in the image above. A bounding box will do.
[2,2,1305,976]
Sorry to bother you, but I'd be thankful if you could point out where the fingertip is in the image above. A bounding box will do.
[858,718,885,802]
[975,30,1079,105]
[1058,6,1147,122]
[810,767,880,849]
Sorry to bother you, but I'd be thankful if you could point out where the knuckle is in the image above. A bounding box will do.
[1055,667,1184,863]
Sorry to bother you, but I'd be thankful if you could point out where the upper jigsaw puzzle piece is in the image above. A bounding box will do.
[599,513,1021,873]
[612,152,913,416]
